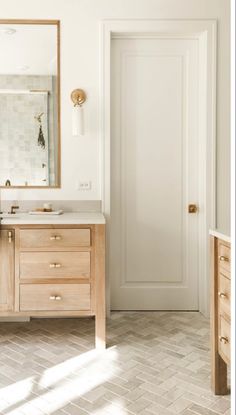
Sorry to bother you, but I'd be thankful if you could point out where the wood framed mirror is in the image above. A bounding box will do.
[0,20,60,188]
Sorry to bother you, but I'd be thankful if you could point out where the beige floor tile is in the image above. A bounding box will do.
[0,312,230,415]
[167,397,192,413]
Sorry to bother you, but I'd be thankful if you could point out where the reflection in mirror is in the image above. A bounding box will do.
[0,21,60,187]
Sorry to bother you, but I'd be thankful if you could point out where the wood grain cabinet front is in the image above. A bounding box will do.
[19,228,91,249]
[218,314,230,365]
[0,223,106,349]
[211,235,231,395]
[218,241,230,275]
[218,273,230,317]
[0,229,14,311]
[20,283,91,311]
[19,251,90,280]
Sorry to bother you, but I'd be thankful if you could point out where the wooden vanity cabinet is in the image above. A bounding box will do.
[0,224,106,349]
[0,229,14,311]
[211,235,231,395]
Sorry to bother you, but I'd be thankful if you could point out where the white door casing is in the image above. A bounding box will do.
[100,20,216,316]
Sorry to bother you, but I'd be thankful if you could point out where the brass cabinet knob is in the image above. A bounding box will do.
[219,336,229,344]
[55,296,62,301]
[219,255,229,262]
[49,295,56,300]
[218,292,227,299]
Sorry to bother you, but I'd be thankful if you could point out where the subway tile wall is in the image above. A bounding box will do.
[0,75,57,186]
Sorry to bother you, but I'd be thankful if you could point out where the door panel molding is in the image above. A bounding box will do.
[111,38,198,308]
[100,19,217,316]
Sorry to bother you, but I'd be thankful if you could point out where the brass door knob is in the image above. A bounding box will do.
[188,204,198,213]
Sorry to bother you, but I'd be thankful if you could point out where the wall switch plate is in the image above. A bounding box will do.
[77,180,91,190]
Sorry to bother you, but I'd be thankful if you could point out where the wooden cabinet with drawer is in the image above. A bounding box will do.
[19,228,91,249]
[0,222,105,349]
[210,232,231,395]
[19,251,91,279]
[20,283,91,311]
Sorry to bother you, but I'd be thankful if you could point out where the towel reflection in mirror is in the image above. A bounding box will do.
[35,112,45,149]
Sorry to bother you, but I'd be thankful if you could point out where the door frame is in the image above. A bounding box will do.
[100,19,217,317]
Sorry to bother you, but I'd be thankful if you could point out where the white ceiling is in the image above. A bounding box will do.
[0,24,57,75]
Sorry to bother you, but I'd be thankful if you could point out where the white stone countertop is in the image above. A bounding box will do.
[209,229,231,243]
[0,212,106,225]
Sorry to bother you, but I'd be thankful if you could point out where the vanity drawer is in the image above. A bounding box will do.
[218,315,230,365]
[218,241,230,276]
[19,228,91,249]
[218,273,230,317]
[20,251,90,279]
[20,283,90,311]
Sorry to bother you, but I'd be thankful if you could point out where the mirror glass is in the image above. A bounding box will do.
[0,21,60,187]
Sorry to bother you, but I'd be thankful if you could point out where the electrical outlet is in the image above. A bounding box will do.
[77,180,91,190]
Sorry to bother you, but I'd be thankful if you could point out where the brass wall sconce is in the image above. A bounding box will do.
[71,89,86,136]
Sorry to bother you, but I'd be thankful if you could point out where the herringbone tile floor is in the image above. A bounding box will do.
[0,312,231,415]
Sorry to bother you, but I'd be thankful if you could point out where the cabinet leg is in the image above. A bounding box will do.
[95,317,106,349]
[212,351,228,395]
[94,224,106,349]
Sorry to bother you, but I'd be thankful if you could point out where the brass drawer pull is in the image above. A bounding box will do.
[50,235,62,241]
[219,336,229,344]
[8,231,13,243]
[219,255,229,262]
[49,295,62,301]
[49,263,61,268]
[218,292,227,299]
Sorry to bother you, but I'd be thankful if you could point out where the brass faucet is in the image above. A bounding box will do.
[9,205,19,214]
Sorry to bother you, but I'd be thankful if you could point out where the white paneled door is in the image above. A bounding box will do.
[110,37,200,310]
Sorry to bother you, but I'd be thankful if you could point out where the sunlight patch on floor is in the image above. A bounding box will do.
[0,377,34,411]
[39,348,103,388]
[2,347,119,415]
[91,398,128,415]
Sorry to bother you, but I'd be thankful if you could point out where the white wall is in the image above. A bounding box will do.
[0,0,230,234]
